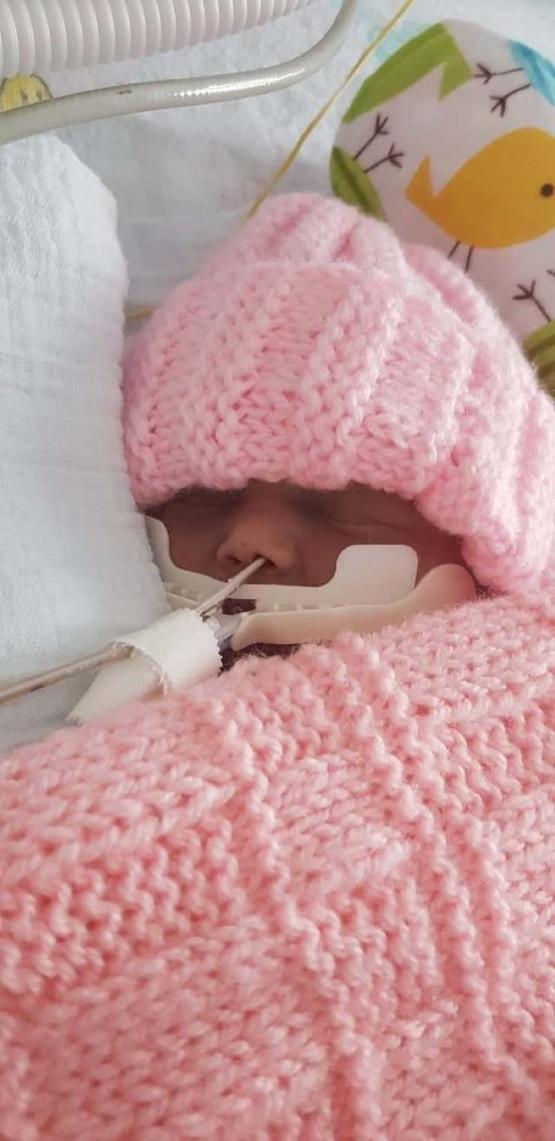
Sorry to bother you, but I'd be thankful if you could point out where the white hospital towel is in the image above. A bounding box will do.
[0,138,166,750]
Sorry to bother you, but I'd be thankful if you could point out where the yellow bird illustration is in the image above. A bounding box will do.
[0,74,51,112]
[406,127,555,269]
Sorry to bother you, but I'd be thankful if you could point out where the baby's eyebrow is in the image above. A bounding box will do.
[175,486,239,500]
[320,487,427,528]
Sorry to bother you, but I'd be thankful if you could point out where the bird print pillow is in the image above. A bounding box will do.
[331,20,555,398]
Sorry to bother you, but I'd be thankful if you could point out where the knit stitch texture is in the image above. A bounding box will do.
[1,594,554,1140]
[123,194,555,597]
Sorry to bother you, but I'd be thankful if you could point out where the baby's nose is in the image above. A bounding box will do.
[216,509,300,581]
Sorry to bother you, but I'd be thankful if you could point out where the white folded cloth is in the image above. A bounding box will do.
[0,137,166,750]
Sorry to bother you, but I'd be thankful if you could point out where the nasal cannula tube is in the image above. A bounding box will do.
[0,558,265,705]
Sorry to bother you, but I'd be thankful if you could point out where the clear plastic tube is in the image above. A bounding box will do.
[0,0,311,76]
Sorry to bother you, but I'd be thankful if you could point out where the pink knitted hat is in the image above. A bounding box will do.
[123,193,555,595]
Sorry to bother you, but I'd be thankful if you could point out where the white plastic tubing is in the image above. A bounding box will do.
[0,0,312,76]
[0,0,357,143]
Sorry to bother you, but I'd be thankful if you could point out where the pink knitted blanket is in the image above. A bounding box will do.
[1,595,554,1140]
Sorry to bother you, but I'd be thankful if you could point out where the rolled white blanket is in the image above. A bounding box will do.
[0,137,166,750]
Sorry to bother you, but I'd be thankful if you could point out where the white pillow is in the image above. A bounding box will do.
[0,138,166,750]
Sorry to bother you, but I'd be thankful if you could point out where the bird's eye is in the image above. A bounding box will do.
[540,183,554,198]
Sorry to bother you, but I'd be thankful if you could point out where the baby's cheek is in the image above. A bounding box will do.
[413,529,466,581]
[153,505,222,575]
[302,522,353,587]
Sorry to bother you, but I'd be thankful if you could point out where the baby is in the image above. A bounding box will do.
[152,481,465,593]
[2,194,553,1139]
[123,192,552,631]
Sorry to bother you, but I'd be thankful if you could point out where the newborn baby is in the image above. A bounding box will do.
[125,192,529,661]
[154,481,465,589]
[144,478,473,673]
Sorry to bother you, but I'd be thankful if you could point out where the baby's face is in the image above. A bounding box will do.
[153,480,466,586]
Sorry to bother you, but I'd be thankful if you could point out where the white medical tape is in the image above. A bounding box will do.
[69,609,221,724]
[119,608,221,689]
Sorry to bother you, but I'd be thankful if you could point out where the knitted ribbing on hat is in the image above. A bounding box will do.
[123,194,555,596]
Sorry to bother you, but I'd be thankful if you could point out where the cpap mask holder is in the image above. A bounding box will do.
[68,517,476,723]
[149,517,421,610]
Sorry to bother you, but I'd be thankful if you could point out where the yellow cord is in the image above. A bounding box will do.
[126,0,416,322]
[246,0,417,219]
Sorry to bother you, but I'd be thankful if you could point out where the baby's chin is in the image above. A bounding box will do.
[221,643,299,671]
[221,600,299,668]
